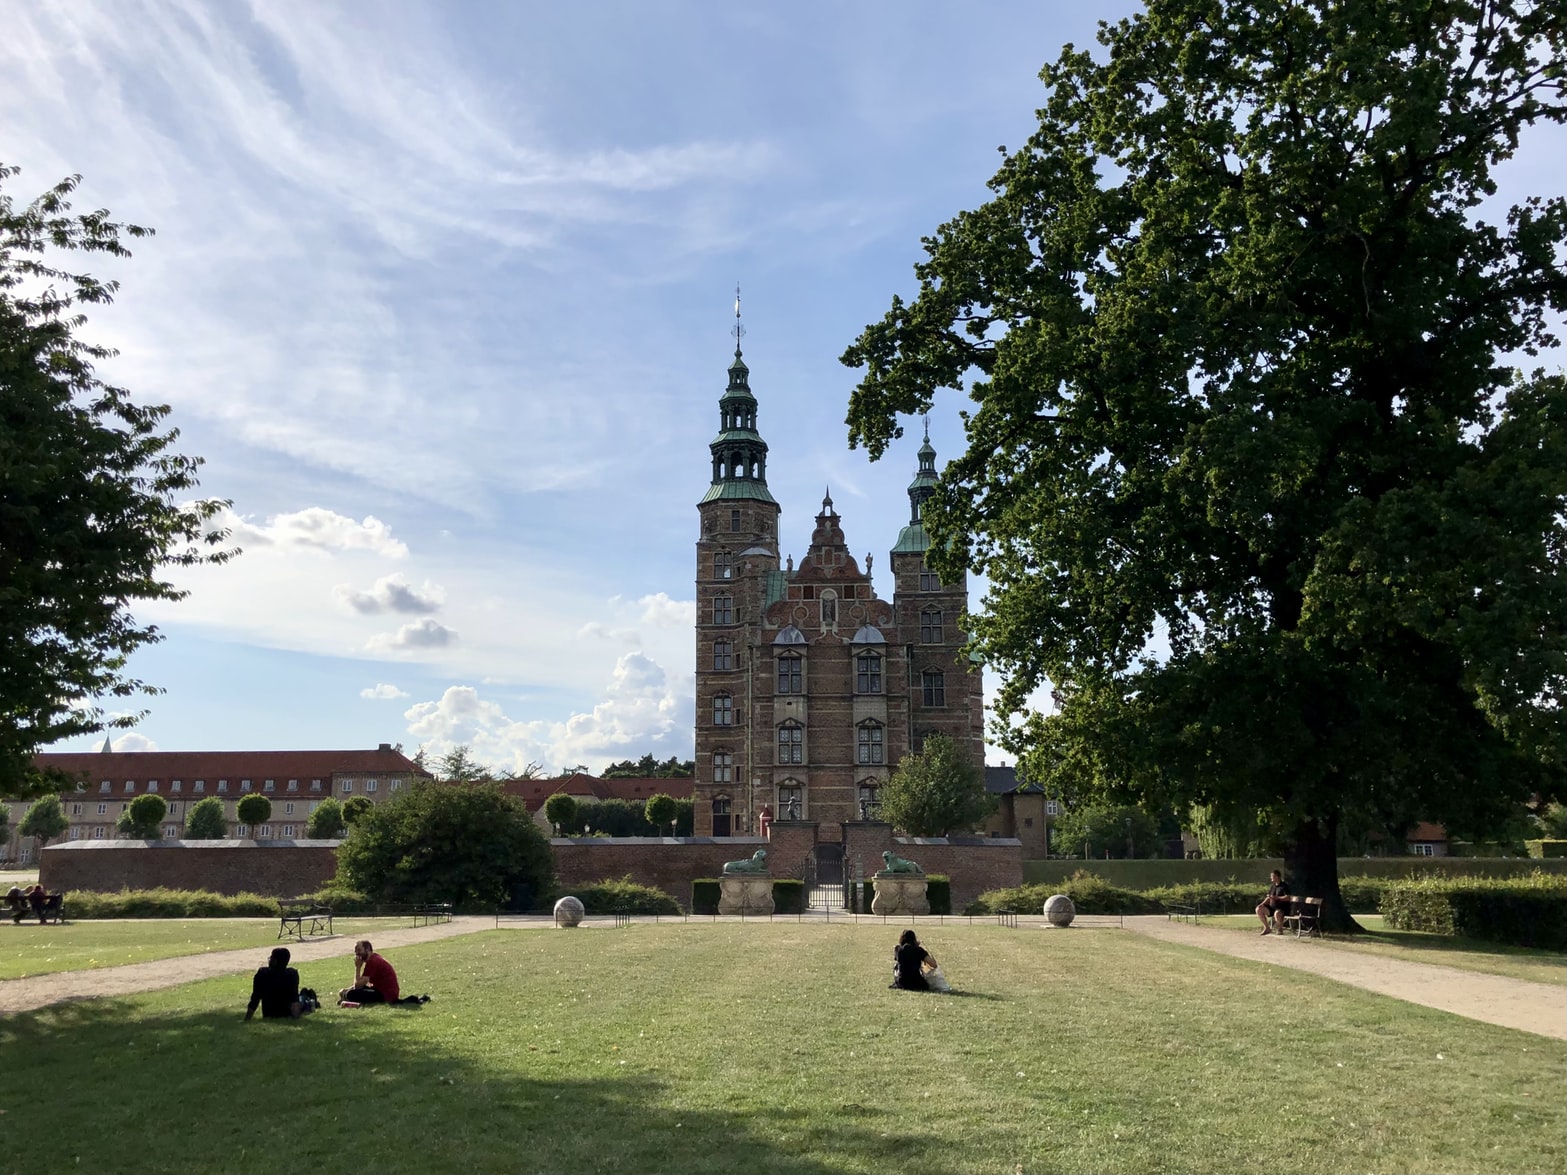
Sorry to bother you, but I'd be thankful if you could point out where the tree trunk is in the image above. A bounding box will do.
[1282,813,1363,934]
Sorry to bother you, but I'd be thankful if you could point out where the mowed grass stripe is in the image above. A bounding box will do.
[3,924,1560,1175]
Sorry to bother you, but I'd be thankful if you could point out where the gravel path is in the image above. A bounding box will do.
[1120,914,1565,1040]
[3,913,1561,1040]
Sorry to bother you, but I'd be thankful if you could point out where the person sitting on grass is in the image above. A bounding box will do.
[1256,870,1292,935]
[890,929,938,991]
[246,947,308,1020]
[339,939,399,1006]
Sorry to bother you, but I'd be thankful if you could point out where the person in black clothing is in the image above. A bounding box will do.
[891,929,937,991]
[1256,870,1292,935]
[246,947,307,1020]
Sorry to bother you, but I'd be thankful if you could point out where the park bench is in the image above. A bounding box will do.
[1164,901,1198,924]
[411,903,453,927]
[38,894,65,924]
[278,899,333,941]
[1281,896,1324,938]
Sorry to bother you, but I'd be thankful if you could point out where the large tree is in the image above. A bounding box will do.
[18,794,67,855]
[0,168,233,799]
[878,734,996,837]
[116,792,167,839]
[843,1,1566,931]
[183,796,227,840]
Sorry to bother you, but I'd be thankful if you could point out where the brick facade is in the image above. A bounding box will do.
[40,840,341,897]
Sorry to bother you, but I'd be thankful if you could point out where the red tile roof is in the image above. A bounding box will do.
[1407,822,1448,842]
[35,748,426,794]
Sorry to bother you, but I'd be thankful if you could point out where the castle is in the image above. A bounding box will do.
[691,309,983,843]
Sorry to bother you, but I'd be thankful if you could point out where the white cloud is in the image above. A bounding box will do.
[111,732,159,752]
[368,618,457,651]
[360,683,409,700]
[335,573,444,615]
[638,593,695,628]
[215,506,409,557]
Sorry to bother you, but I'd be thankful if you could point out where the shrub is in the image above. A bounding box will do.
[1336,875,1394,913]
[565,876,681,915]
[62,888,280,919]
[925,874,951,915]
[1142,880,1259,914]
[966,871,1160,916]
[1525,839,1567,858]
[298,884,373,913]
[1380,871,1567,950]
[773,879,805,914]
[117,793,167,839]
[692,878,720,915]
[305,797,346,839]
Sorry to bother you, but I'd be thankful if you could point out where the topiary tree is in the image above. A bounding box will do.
[644,793,678,836]
[235,794,271,831]
[19,794,68,855]
[183,795,227,839]
[341,795,373,825]
[334,781,554,910]
[306,796,346,839]
[543,792,577,835]
[116,792,167,839]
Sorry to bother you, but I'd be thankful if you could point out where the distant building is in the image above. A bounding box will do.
[980,765,1056,858]
[691,313,983,840]
[4,744,426,861]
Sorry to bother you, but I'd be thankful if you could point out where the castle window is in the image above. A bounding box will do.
[777,722,804,765]
[857,722,885,765]
[712,752,733,783]
[857,780,882,820]
[241,779,252,792]
[856,652,882,694]
[777,781,803,821]
[218,780,228,793]
[99,781,110,793]
[194,780,205,792]
[712,693,734,726]
[777,653,802,694]
[713,640,734,671]
[920,571,941,591]
[97,802,107,815]
[922,669,946,707]
[715,552,732,579]
[920,608,944,643]
[730,509,742,532]
[713,595,733,625]
[287,779,298,792]
[146,780,158,793]
[171,780,182,792]
[366,779,378,792]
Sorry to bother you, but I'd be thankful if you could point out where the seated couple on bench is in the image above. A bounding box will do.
[5,885,62,924]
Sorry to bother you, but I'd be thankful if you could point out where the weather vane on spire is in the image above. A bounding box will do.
[731,283,745,354]
[923,412,930,442]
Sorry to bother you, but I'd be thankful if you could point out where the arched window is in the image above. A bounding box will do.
[920,608,943,643]
[777,652,802,694]
[712,752,733,783]
[857,721,884,765]
[712,693,734,726]
[777,722,804,765]
[714,552,732,579]
[712,595,733,625]
[856,652,882,694]
[777,780,804,821]
[922,669,946,707]
[713,640,733,671]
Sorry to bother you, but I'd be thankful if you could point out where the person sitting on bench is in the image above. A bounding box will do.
[4,886,29,923]
[246,946,308,1020]
[1256,870,1292,935]
[339,939,399,1005]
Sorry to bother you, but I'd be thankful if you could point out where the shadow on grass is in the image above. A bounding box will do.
[1,998,917,1175]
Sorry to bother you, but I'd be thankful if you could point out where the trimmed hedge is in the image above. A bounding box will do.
[1379,871,1567,950]
[966,874,1161,916]
[692,879,720,915]
[773,879,805,915]
[564,876,681,916]
[1525,840,1567,859]
[60,888,281,919]
[926,874,951,915]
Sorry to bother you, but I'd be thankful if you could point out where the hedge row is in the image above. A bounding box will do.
[560,876,681,916]
[967,873,1396,916]
[1379,872,1567,951]
[59,888,283,919]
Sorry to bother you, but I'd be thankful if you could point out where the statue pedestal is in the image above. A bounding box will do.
[719,875,774,915]
[871,873,929,916]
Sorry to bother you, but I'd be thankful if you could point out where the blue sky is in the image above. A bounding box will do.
[6,2,1562,773]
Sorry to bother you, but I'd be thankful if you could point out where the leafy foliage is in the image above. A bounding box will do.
[842,1,1567,931]
[305,796,345,839]
[0,167,233,799]
[691,878,720,915]
[644,793,678,835]
[116,792,166,839]
[1379,871,1567,950]
[341,795,373,825]
[877,733,994,836]
[1052,803,1161,859]
[182,795,226,840]
[543,792,577,834]
[772,878,805,915]
[600,754,695,778]
[334,781,553,910]
[235,794,271,828]
[925,874,952,915]
[18,794,67,850]
[559,876,681,915]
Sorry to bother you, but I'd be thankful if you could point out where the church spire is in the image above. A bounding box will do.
[699,287,775,505]
[892,422,940,553]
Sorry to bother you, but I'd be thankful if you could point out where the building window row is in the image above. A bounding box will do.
[712,595,733,625]
[777,652,802,694]
[920,609,944,643]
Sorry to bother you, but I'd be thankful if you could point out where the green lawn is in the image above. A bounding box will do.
[0,918,416,980]
[3,924,1561,1174]
[1200,914,1567,985]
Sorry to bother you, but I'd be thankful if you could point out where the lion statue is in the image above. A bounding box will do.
[722,849,768,875]
[881,850,924,875]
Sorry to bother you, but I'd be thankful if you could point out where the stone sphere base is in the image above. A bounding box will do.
[554,896,585,927]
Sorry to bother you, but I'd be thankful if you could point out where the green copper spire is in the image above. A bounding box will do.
[893,417,939,553]
[700,287,775,505]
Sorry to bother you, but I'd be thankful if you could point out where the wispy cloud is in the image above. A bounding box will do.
[216,506,409,557]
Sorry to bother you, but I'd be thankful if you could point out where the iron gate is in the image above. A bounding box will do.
[805,844,846,910]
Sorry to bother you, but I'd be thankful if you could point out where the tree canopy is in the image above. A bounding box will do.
[235,794,271,828]
[0,167,233,799]
[117,792,166,839]
[183,796,226,840]
[1052,802,1162,860]
[334,781,554,910]
[18,794,67,853]
[878,734,995,837]
[843,0,1566,930]
[305,796,346,839]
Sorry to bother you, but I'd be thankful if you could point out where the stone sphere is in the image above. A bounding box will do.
[1043,894,1076,927]
[553,896,585,928]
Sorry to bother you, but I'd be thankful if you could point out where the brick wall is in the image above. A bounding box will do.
[40,840,341,897]
[551,837,768,908]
